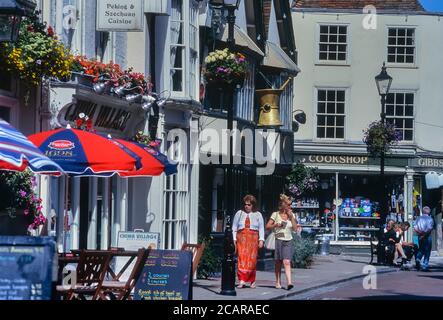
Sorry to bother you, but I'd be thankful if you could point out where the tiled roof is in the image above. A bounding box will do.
[293,0,425,11]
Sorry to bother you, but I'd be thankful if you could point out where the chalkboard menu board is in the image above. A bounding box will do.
[134,250,193,301]
[0,236,56,300]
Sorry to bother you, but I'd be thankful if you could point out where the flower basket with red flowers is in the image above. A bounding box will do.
[73,113,94,132]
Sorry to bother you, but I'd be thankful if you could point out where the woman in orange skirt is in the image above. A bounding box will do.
[232,195,265,289]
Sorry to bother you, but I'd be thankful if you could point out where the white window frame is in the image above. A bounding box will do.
[168,0,200,100]
[313,87,348,141]
[385,90,416,143]
[162,130,190,250]
[316,23,350,66]
[385,25,418,68]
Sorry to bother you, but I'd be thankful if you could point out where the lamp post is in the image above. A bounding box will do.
[0,0,35,42]
[374,62,393,255]
[209,0,240,296]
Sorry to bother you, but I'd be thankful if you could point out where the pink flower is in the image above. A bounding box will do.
[24,209,30,216]
[19,190,27,197]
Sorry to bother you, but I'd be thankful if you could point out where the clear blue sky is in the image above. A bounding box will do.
[420,0,443,12]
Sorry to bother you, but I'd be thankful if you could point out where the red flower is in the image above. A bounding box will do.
[47,26,54,37]
[75,119,83,128]
[86,119,93,131]
[27,25,34,32]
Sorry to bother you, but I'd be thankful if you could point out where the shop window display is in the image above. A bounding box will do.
[337,197,381,241]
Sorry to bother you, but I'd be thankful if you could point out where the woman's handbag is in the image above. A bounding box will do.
[264,232,276,250]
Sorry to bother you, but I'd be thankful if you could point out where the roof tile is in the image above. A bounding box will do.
[293,0,425,11]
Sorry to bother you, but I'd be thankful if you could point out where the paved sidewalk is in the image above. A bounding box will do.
[193,255,396,300]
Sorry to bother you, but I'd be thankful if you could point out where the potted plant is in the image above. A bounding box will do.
[0,170,46,236]
[286,162,319,198]
[0,11,72,86]
[73,113,94,132]
[203,48,248,88]
[71,55,105,87]
[363,120,401,157]
[132,131,162,149]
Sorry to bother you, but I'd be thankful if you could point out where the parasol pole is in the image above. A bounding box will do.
[63,175,69,253]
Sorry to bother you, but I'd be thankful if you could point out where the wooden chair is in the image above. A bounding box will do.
[98,248,149,300]
[181,242,205,275]
[56,250,111,300]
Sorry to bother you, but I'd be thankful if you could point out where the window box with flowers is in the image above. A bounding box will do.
[203,48,248,88]
[363,121,401,157]
[71,56,152,96]
[0,170,46,236]
[0,11,72,87]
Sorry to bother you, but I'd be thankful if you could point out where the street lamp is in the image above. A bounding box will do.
[374,63,393,177]
[0,0,34,42]
[209,0,240,297]
[374,62,393,261]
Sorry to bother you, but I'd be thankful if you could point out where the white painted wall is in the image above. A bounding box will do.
[292,11,443,152]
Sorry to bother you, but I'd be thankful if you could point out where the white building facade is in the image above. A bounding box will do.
[292,0,443,248]
[35,0,201,251]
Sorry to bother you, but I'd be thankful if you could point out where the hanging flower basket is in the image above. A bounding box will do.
[203,48,247,88]
[0,11,73,86]
[286,163,319,198]
[363,121,401,157]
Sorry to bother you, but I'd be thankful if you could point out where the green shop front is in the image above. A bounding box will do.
[293,153,412,247]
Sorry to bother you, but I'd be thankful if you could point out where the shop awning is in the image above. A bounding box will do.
[218,25,265,57]
[263,41,300,73]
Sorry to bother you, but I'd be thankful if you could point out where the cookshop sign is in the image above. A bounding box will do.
[96,0,144,32]
[296,155,369,165]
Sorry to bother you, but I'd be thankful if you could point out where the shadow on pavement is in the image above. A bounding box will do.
[417,275,443,281]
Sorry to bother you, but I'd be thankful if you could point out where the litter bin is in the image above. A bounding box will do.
[317,235,330,256]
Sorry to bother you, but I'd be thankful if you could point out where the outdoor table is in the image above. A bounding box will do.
[57,249,139,283]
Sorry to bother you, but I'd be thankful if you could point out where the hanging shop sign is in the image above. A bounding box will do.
[117,231,160,250]
[410,157,443,169]
[96,0,144,32]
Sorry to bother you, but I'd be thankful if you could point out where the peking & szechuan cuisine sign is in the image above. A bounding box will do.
[96,0,144,32]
